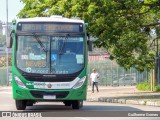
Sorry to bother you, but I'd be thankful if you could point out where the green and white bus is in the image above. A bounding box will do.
[9,16,91,110]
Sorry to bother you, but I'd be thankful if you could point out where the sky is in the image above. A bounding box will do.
[0,0,24,22]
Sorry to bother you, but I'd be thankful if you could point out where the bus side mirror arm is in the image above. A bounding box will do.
[87,40,93,51]
[7,30,14,48]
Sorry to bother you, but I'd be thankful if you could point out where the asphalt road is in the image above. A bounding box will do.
[0,87,160,119]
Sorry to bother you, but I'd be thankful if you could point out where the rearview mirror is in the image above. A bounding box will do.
[7,30,14,48]
[87,40,93,51]
[87,33,93,51]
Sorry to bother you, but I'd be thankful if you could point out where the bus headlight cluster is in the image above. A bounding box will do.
[14,75,26,88]
[73,76,86,89]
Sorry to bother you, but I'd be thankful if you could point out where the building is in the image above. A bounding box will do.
[1,22,12,35]
[88,53,110,62]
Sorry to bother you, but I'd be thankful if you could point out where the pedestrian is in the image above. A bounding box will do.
[90,68,100,93]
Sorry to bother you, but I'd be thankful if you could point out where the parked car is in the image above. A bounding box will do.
[113,74,136,86]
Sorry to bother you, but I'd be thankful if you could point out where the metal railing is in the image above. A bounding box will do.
[88,59,149,86]
[0,59,149,86]
[0,66,11,86]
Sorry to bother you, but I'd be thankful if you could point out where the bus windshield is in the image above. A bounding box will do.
[16,35,84,74]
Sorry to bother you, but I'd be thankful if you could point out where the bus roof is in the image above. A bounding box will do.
[16,16,84,24]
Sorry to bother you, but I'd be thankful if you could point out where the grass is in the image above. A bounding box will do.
[136,80,160,92]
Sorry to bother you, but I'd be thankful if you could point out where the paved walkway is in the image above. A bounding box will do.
[87,86,160,107]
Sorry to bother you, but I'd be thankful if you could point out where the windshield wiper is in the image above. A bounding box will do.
[32,32,48,52]
[58,34,70,54]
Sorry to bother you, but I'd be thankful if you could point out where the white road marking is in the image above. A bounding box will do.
[0,92,12,94]
[75,117,90,120]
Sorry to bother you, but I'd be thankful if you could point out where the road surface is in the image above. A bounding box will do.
[0,87,159,119]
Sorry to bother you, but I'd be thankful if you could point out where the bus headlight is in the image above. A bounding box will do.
[14,75,26,88]
[73,76,86,89]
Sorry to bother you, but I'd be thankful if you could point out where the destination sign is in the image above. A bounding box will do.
[26,61,47,67]
[17,22,83,33]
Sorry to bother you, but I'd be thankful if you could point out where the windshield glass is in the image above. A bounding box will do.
[16,35,84,74]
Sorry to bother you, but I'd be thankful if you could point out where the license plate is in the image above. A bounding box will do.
[43,95,56,99]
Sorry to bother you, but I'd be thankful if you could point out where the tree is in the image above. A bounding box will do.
[18,0,160,71]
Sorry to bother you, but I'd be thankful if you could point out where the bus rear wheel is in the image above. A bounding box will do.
[15,100,27,110]
[72,100,83,109]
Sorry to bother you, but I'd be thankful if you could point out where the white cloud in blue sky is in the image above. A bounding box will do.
[0,0,24,22]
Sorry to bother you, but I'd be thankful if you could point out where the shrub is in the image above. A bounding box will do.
[136,81,160,92]
[0,56,12,67]
[136,81,151,91]
[155,85,160,92]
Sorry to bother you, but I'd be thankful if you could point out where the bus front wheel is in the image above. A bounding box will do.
[15,100,27,110]
[63,101,72,106]
[72,100,83,109]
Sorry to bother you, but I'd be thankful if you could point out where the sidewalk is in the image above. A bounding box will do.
[87,86,160,107]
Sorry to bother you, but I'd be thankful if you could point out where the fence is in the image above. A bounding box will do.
[0,67,11,86]
[88,59,149,86]
[0,59,149,86]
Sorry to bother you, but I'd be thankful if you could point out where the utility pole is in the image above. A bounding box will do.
[157,37,159,85]
[6,0,9,86]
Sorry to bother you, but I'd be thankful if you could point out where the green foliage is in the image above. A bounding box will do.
[136,81,160,92]
[154,85,160,92]
[136,81,151,91]
[0,56,12,67]
[18,0,160,72]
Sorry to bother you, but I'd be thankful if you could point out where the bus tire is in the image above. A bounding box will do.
[63,101,72,106]
[26,100,34,106]
[15,100,27,110]
[72,100,83,109]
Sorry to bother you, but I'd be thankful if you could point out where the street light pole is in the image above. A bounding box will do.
[6,0,9,86]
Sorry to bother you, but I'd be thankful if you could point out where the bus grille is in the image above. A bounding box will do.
[30,91,69,99]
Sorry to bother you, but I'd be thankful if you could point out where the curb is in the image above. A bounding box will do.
[87,97,160,107]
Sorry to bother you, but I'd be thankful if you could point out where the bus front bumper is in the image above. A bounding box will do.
[12,86,87,101]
